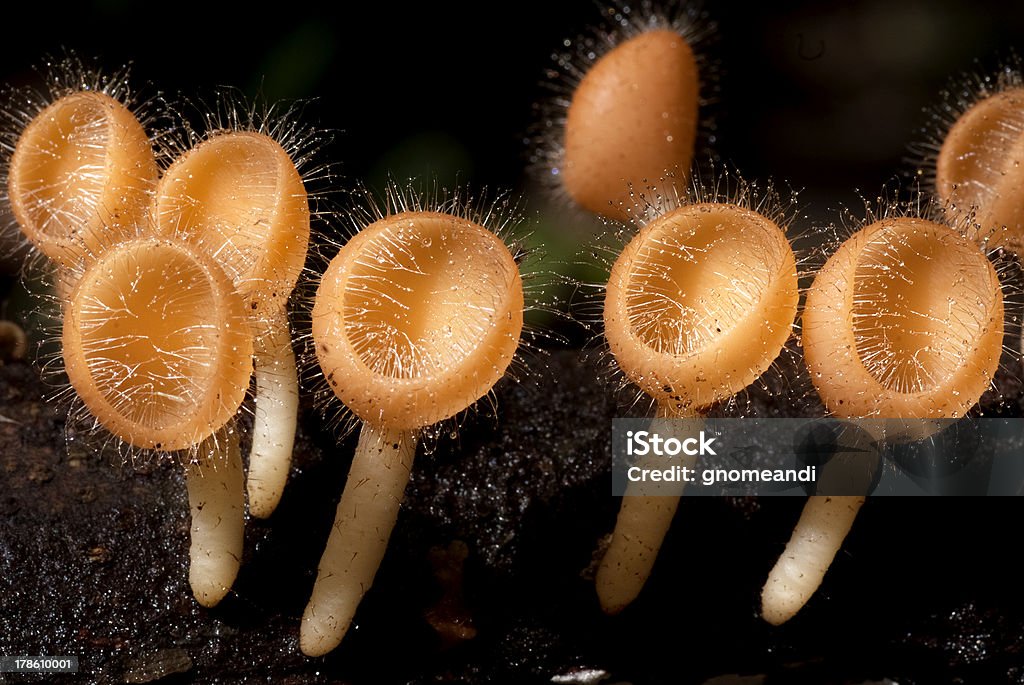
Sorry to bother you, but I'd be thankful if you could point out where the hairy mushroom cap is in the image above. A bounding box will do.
[604,203,798,412]
[804,217,1003,418]
[154,131,310,308]
[8,91,157,266]
[562,29,699,219]
[936,87,1024,248]
[62,237,254,451]
[313,211,524,430]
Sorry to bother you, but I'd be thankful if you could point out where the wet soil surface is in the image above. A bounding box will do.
[1,349,1023,684]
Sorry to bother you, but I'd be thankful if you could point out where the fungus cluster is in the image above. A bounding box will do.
[5,68,311,607]
[3,0,1021,667]
[541,3,1011,626]
[3,63,529,658]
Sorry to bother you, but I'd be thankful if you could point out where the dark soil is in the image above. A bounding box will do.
[1,349,1024,684]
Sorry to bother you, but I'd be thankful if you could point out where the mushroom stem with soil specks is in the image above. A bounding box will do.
[300,424,417,657]
[761,495,865,626]
[186,426,245,608]
[595,407,698,614]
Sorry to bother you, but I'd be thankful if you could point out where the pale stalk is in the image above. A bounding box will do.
[595,402,700,614]
[761,421,886,624]
[301,423,418,657]
[761,495,865,625]
[247,304,299,518]
[185,426,245,608]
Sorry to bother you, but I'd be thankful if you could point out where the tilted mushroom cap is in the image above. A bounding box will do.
[936,87,1024,248]
[562,29,699,219]
[63,237,254,451]
[9,91,157,266]
[154,131,310,308]
[804,217,1003,418]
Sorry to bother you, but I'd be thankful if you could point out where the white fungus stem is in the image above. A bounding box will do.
[247,305,299,518]
[301,423,418,657]
[761,495,865,625]
[595,406,700,614]
[185,426,245,608]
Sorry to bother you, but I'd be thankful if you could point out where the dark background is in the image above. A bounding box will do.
[3,0,1023,224]
[4,0,1024,320]
[5,0,1023,337]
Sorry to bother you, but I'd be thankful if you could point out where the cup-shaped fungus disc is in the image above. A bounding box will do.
[154,131,310,304]
[604,203,798,412]
[313,211,524,431]
[563,29,699,219]
[62,238,254,452]
[804,217,1003,418]
[936,88,1024,248]
[8,91,157,266]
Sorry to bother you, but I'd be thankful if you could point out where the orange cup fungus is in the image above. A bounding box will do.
[313,211,524,430]
[762,216,1003,628]
[303,208,524,656]
[604,203,798,413]
[8,91,157,267]
[597,202,798,615]
[62,237,253,452]
[559,28,700,219]
[936,87,1024,249]
[804,217,1002,419]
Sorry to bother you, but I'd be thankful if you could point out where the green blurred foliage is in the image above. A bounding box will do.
[255,22,336,100]
[368,132,474,191]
